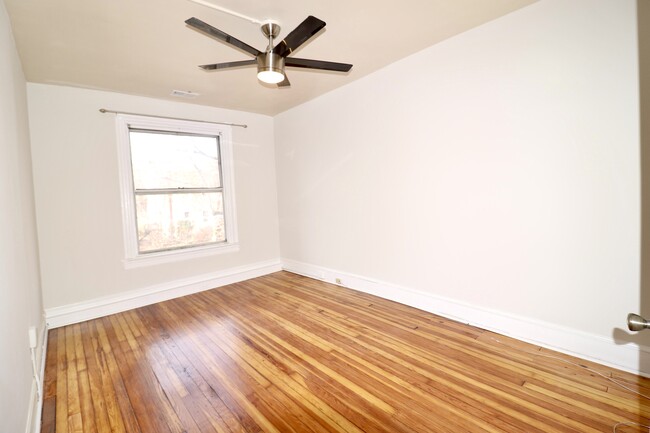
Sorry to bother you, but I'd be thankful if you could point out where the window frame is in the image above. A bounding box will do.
[116,114,238,268]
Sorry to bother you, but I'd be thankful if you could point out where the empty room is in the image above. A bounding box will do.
[2,0,650,431]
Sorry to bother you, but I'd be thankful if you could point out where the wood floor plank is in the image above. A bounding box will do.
[42,271,650,433]
[41,327,58,433]
[84,320,130,433]
[43,328,58,400]
[78,322,112,433]
[64,326,83,433]
[54,328,68,433]
[72,323,98,433]
[91,319,142,433]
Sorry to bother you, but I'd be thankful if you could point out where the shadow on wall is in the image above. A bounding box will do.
[613,327,649,346]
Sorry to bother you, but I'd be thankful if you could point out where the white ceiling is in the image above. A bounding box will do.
[5,0,536,116]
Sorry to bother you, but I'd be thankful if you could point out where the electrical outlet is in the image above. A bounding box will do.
[28,327,37,349]
[335,278,342,285]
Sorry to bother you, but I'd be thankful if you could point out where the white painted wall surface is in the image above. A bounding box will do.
[275,0,640,353]
[0,1,45,431]
[27,84,280,310]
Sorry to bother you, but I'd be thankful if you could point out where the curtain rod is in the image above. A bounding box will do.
[98,108,248,128]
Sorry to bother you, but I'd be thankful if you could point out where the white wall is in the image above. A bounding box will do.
[275,0,641,369]
[0,1,45,432]
[27,84,281,311]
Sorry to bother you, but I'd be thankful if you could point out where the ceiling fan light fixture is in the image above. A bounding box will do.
[257,70,285,84]
[186,16,353,88]
[257,52,285,84]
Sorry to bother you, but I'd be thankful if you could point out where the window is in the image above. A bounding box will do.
[116,114,238,267]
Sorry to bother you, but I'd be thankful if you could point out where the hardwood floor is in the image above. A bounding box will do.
[41,271,650,432]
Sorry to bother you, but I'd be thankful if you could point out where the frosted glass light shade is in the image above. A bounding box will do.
[257,69,285,84]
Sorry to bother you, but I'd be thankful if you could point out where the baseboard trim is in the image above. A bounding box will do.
[27,321,48,433]
[281,258,650,377]
[45,259,282,328]
[25,380,37,433]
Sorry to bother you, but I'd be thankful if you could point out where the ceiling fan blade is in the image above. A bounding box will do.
[185,17,261,57]
[273,16,325,57]
[285,58,353,72]
[199,60,257,70]
[277,74,291,87]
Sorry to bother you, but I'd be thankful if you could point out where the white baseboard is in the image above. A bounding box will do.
[45,259,282,328]
[25,380,37,433]
[281,258,650,377]
[26,320,48,433]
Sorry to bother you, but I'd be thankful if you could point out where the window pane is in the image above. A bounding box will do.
[135,192,225,253]
[130,131,221,189]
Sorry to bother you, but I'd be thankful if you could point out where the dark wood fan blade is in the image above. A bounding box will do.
[199,60,257,70]
[272,16,325,57]
[285,57,353,72]
[185,17,261,57]
[277,74,291,87]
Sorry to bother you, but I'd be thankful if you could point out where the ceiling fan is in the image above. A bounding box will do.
[185,16,353,87]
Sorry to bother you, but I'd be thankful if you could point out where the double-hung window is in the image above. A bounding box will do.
[116,114,238,267]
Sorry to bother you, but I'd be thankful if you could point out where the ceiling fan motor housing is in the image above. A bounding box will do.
[257,51,285,75]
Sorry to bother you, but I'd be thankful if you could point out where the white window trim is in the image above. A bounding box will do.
[115,114,239,269]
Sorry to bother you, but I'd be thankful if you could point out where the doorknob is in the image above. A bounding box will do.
[628,313,650,331]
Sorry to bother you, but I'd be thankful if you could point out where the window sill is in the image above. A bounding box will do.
[123,242,239,269]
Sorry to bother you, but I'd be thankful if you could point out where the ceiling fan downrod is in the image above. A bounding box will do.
[258,21,284,84]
